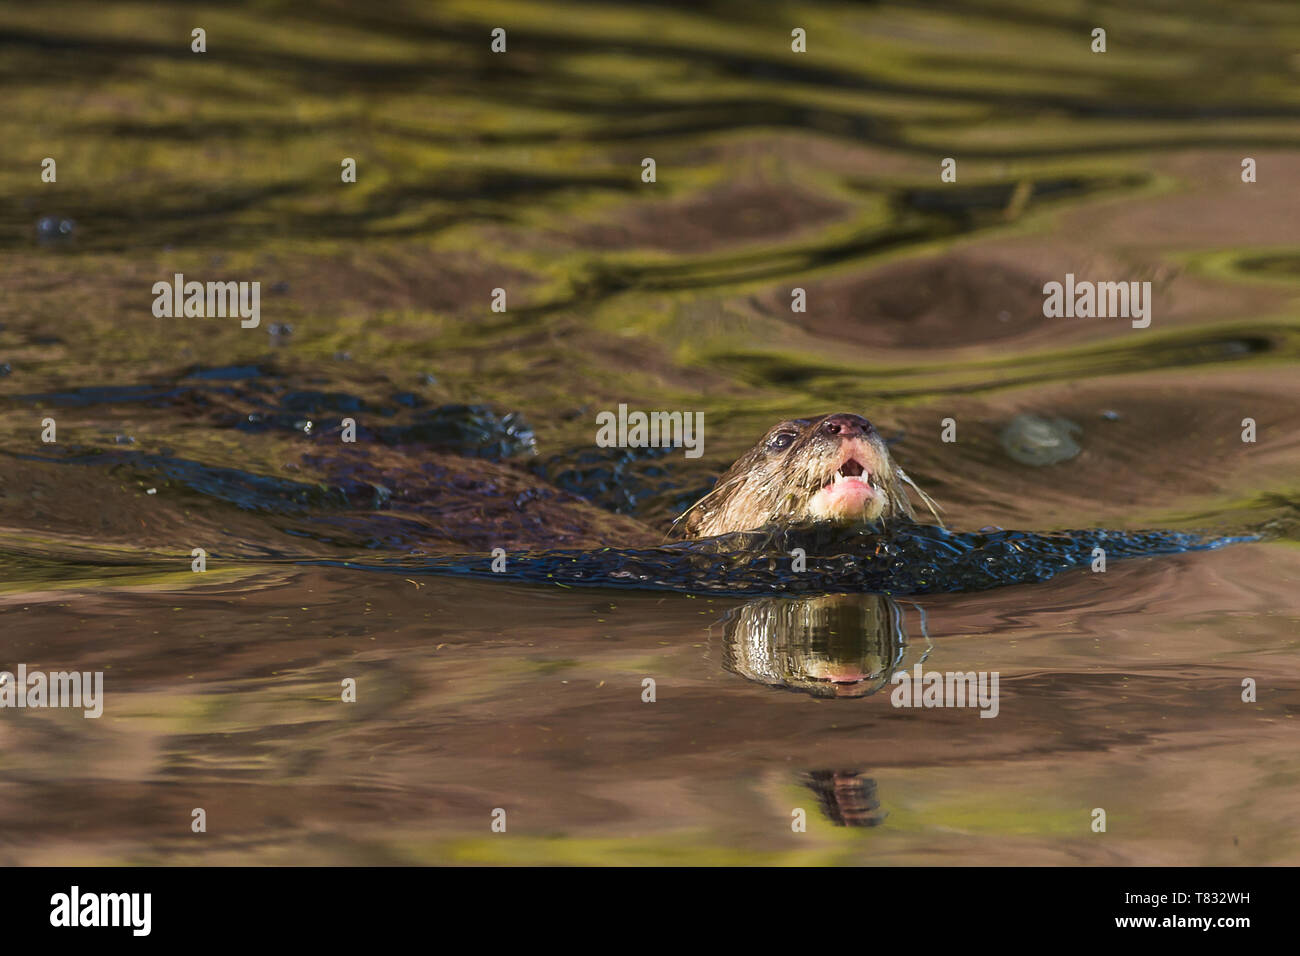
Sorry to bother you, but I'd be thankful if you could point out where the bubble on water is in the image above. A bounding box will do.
[35,216,76,245]
[115,434,135,445]
[0,362,11,377]
[998,414,1081,465]
[1101,409,1121,421]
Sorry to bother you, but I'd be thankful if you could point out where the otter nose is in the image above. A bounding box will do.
[821,414,870,438]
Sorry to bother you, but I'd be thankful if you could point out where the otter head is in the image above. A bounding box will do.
[674,412,940,539]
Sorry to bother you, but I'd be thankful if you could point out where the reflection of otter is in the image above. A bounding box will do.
[720,593,908,698]
[673,412,940,539]
[801,770,886,827]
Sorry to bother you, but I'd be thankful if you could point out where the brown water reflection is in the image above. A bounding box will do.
[2,539,1295,865]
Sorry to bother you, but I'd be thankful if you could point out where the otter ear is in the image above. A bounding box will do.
[667,500,702,539]
[667,471,738,540]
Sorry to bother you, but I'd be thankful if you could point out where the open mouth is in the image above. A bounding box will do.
[822,458,879,493]
[804,445,889,523]
[810,672,869,685]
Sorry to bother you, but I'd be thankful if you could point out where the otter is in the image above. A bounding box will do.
[672,412,941,539]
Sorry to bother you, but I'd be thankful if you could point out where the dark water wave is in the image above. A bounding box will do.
[308,522,1254,596]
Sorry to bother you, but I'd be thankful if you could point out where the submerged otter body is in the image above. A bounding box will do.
[673,413,940,539]
[401,415,1243,594]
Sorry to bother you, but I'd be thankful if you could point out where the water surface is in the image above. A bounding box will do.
[1,0,1298,865]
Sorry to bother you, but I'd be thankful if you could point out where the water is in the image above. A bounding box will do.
[1,0,1298,865]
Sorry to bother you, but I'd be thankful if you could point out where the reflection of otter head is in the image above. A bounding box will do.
[674,413,939,539]
[802,770,886,827]
[721,594,907,699]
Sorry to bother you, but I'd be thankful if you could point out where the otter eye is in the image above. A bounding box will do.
[767,432,796,451]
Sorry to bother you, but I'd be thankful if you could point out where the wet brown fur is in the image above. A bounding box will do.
[672,413,941,539]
